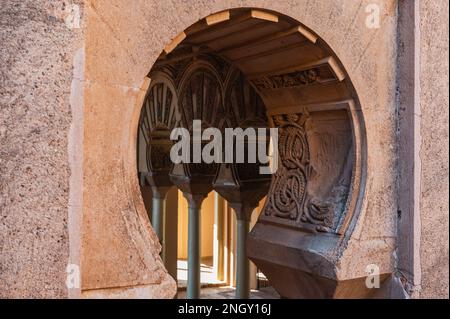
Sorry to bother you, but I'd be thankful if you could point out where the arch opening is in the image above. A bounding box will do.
[137,7,366,299]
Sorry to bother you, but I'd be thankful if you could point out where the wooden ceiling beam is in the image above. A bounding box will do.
[154,48,211,66]
[186,10,278,42]
[266,99,355,116]
[201,20,270,48]
[246,56,346,82]
[186,11,253,39]
[217,26,306,55]
[232,41,309,64]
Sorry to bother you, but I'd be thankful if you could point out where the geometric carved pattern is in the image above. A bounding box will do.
[212,69,271,219]
[142,57,352,234]
[177,64,225,178]
[225,70,270,182]
[225,70,267,129]
[263,112,333,232]
[251,64,337,91]
[179,67,225,130]
[139,76,179,176]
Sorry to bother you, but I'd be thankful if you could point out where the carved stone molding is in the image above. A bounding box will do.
[250,64,338,91]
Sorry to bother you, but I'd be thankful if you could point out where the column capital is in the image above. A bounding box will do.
[230,202,258,221]
[183,193,208,209]
[151,186,172,199]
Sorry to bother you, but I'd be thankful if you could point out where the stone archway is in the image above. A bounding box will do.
[138,7,367,299]
[76,1,399,298]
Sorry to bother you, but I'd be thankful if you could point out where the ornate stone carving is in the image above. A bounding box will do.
[138,74,180,186]
[207,54,232,82]
[170,60,225,191]
[224,70,267,129]
[251,64,337,90]
[262,111,334,232]
[178,66,224,131]
[214,70,271,220]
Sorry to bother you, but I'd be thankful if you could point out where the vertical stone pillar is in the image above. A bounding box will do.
[213,193,225,281]
[184,194,207,299]
[151,186,171,262]
[397,0,422,296]
[232,204,256,299]
[214,162,270,299]
[170,160,215,299]
[165,188,179,282]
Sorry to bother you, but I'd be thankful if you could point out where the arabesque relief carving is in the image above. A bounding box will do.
[251,64,337,91]
[262,111,334,232]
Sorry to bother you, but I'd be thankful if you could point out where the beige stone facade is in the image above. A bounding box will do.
[0,0,448,299]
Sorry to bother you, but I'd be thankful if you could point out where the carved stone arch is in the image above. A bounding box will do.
[145,70,181,130]
[223,67,268,130]
[219,68,270,185]
[177,58,226,130]
[138,71,180,185]
[150,8,370,298]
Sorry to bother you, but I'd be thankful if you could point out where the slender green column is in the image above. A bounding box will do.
[151,187,170,262]
[236,218,250,299]
[164,188,179,282]
[232,204,255,299]
[187,205,201,299]
[152,196,164,242]
[213,193,225,281]
[185,194,206,299]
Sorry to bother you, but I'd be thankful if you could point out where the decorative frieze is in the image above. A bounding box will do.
[251,64,337,90]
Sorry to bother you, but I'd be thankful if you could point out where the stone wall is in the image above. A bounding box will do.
[0,0,448,298]
[0,1,82,297]
[419,0,449,299]
[79,0,399,298]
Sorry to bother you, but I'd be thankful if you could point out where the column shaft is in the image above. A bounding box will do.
[187,205,201,299]
[213,193,225,281]
[235,218,250,299]
[152,196,165,243]
[151,186,170,262]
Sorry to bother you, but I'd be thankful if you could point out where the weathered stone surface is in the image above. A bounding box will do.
[0,0,82,298]
[419,0,449,299]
